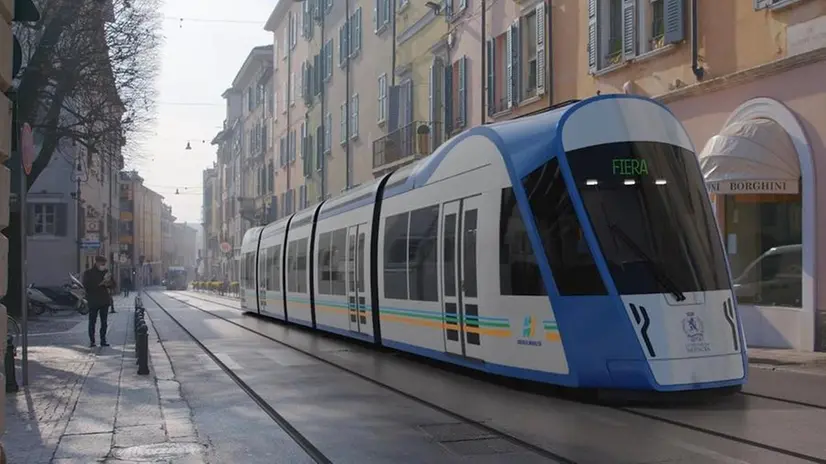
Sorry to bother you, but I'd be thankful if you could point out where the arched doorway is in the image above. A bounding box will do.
[698,97,815,351]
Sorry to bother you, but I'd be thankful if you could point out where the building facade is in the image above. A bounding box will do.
[161,202,175,273]
[200,163,220,280]
[0,0,14,447]
[119,171,163,285]
[171,222,198,280]
[211,86,245,281]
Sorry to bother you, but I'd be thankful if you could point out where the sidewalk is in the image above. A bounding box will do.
[2,296,209,463]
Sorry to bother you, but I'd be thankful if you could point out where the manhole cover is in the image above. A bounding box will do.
[111,442,203,461]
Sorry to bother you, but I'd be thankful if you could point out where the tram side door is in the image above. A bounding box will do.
[440,196,482,358]
[346,224,369,334]
[257,248,267,314]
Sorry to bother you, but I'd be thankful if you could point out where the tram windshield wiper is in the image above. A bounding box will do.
[608,223,686,302]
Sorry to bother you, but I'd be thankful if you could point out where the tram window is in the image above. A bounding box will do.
[270,245,281,292]
[567,142,729,295]
[287,241,297,292]
[317,232,331,294]
[523,158,607,296]
[357,233,365,293]
[384,212,410,299]
[331,229,347,295]
[499,187,547,296]
[296,238,308,293]
[408,206,439,302]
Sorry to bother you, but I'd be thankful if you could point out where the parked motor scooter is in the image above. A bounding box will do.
[67,273,90,315]
[26,284,53,316]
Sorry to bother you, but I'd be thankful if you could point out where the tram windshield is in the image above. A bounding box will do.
[565,141,730,296]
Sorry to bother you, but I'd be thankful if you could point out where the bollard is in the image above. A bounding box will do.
[5,335,18,393]
[136,323,150,375]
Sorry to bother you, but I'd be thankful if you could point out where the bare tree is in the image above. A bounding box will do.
[2,0,161,314]
[15,0,162,184]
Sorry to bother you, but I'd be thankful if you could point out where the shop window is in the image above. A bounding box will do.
[725,194,802,308]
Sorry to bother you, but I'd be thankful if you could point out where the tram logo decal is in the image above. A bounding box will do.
[682,312,710,353]
[517,315,542,347]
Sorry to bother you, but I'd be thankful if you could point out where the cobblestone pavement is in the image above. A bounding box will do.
[3,296,209,463]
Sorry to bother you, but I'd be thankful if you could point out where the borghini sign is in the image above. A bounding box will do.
[706,180,799,195]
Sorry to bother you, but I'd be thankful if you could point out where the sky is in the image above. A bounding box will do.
[127,0,277,225]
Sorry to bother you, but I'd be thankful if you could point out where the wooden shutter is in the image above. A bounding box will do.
[664,0,685,44]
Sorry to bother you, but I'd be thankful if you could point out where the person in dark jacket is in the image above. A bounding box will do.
[83,256,115,347]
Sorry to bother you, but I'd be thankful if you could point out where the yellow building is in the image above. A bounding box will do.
[119,171,163,284]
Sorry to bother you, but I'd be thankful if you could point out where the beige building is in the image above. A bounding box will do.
[119,171,163,284]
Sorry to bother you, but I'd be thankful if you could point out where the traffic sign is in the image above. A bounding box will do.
[220,242,231,253]
[21,123,33,175]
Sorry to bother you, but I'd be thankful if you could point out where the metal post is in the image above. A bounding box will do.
[19,131,28,387]
[481,0,486,125]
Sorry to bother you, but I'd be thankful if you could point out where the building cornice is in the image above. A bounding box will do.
[655,47,826,104]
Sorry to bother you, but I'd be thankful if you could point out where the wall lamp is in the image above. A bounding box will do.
[425,1,443,15]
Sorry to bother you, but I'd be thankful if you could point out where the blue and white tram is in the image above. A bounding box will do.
[240,95,748,392]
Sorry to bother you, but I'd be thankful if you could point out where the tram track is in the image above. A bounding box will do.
[168,291,826,463]
[146,291,573,464]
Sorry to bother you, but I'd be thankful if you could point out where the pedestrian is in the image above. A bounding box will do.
[82,255,115,347]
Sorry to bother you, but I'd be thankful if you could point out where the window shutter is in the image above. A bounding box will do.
[300,123,306,158]
[459,0,466,10]
[316,125,324,169]
[340,103,347,143]
[622,0,636,60]
[280,137,286,166]
[506,27,513,108]
[326,40,333,79]
[406,81,413,127]
[352,94,359,138]
[428,63,435,123]
[374,0,378,32]
[754,0,772,9]
[536,2,546,96]
[339,26,345,67]
[353,8,362,54]
[383,0,390,25]
[664,0,685,44]
[299,63,305,97]
[588,0,598,73]
[511,21,520,104]
[444,68,453,134]
[458,56,466,127]
[325,113,332,150]
[342,22,349,65]
[486,40,495,114]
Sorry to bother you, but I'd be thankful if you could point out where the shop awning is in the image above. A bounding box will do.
[699,118,800,194]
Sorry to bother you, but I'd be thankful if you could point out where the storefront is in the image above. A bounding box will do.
[666,59,826,352]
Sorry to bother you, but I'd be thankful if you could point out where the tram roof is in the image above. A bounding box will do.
[383,98,580,200]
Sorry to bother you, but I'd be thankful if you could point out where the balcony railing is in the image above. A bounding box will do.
[373,121,443,169]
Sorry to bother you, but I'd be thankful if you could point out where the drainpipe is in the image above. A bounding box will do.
[320,9,327,201]
[480,0,486,124]
[345,0,351,190]
[391,0,396,87]
[691,0,704,80]
[547,1,553,105]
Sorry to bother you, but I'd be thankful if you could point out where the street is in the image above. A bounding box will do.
[5,291,826,463]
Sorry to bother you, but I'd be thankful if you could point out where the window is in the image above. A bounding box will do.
[408,206,439,301]
[350,94,359,139]
[290,73,296,106]
[588,0,684,73]
[266,245,281,291]
[523,158,606,295]
[499,188,547,295]
[521,11,538,99]
[324,39,333,80]
[567,142,730,296]
[289,130,296,162]
[726,194,802,308]
[340,102,347,144]
[29,203,67,236]
[450,57,467,130]
[300,123,306,158]
[287,238,308,293]
[377,74,387,123]
[339,22,349,67]
[349,8,362,57]
[383,212,409,299]
[290,11,297,49]
[374,0,391,32]
[279,136,286,166]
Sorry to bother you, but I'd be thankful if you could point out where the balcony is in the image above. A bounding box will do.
[373,121,443,171]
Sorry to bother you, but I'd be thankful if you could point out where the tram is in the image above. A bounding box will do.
[239,95,748,392]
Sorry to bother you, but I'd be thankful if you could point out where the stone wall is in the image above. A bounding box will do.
[0,0,14,457]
